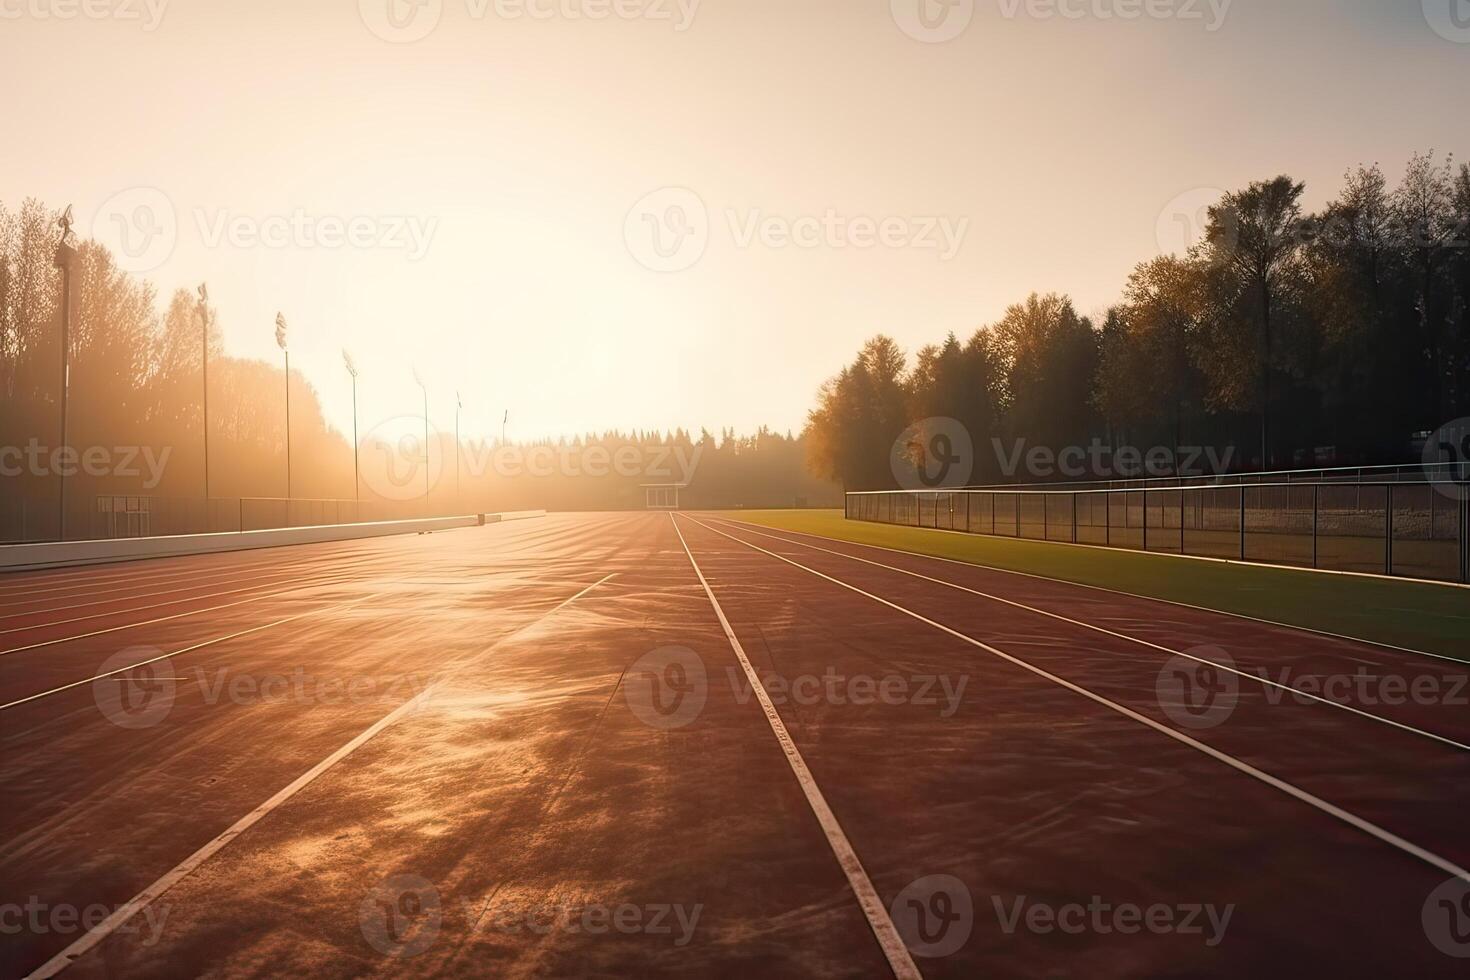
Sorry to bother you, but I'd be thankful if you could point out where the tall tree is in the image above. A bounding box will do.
[1202,176,1307,466]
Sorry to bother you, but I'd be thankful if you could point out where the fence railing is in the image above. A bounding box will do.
[0,495,467,545]
[954,461,1470,493]
[846,482,1470,584]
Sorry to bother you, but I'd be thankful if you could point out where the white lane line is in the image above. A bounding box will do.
[0,568,350,623]
[0,593,378,714]
[708,518,1470,754]
[670,514,921,980]
[720,518,1468,667]
[0,570,369,636]
[0,543,384,601]
[684,515,1470,888]
[23,572,618,980]
[0,575,363,658]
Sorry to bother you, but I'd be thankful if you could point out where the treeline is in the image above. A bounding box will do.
[809,154,1470,489]
[0,197,837,537]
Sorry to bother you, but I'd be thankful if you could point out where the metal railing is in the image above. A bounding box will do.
[0,495,463,544]
[846,482,1470,584]
[955,461,1470,493]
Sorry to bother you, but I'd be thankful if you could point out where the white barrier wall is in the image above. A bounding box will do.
[0,513,543,572]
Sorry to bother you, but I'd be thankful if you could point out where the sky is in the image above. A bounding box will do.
[2,0,1467,444]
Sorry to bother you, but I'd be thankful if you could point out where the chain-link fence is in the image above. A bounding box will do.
[847,482,1470,584]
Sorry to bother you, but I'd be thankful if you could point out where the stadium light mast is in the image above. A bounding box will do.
[413,366,430,508]
[343,349,360,505]
[455,390,463,513]
[275,313,291,500]
[53,206,78,541]
[197,284,212,504]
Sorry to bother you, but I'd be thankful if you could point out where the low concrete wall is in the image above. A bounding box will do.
[0,514,520,572]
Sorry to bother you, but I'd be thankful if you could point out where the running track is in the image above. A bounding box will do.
[1,513,1467,977]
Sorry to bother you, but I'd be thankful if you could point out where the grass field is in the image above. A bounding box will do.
[726,509,1470,659]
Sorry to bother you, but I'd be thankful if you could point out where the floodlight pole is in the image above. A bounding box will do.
[197,285,211,504]
[53,213,77,541]
[422,387,431,507]
[275,314,291,501]
[284,349,292,499]
[350,372,360,503]
[455,393,462,513]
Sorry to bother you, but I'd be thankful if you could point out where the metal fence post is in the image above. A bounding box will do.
[1142,488,1148,552]
[1072,493,1078,544]
[1385,484,1393,576]
[1179,490,1185,554]
[1239,486,1246,560]
[1312,484,1319,569]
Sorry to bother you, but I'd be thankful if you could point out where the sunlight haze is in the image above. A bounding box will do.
[3,0,1463,441]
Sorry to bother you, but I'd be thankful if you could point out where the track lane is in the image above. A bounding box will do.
[44,515,895,979]
[675,513,1466,976]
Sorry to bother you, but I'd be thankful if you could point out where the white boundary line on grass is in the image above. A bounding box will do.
[708,518,1470,753]
[685,515,1470,888]
[670,514,922,980]
[721,517,1467,665]
[22,573,618,980]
